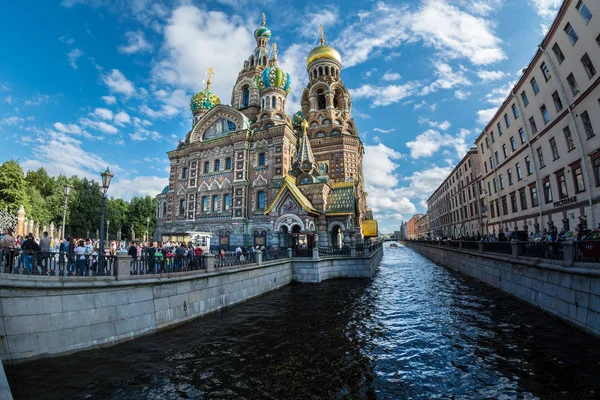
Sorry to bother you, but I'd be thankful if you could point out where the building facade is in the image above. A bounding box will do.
[406,214,424,240]
[155,17,376,250]
[427,148,484,238]
[415,214,430,239]
[428,0,600,237]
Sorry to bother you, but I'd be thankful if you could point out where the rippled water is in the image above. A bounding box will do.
[6,244,600,399]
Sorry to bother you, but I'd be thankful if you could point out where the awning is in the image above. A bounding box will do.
[361,220,378,237]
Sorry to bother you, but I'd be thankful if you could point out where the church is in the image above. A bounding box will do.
[155,15,377,250]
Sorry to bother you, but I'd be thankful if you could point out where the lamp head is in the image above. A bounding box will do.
[101,167,114,193]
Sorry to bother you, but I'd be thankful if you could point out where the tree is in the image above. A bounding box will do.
[106,197,128,238]
[0,160,28,214]
[68,178,102,238]
[25,186,51,225]
[127,196,157,240]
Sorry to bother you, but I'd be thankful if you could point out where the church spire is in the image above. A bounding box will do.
[297,119,316,166]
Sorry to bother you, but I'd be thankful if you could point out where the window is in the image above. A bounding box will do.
[204,162,210,173]
[481,143,485,154]
[531,186,539,207]
[224,194,230,211]
[214,159,220,172]
[567,73,580,96]
[488,181,492,195]
[573,166,586,192]
[179,198,185,214]
[491,132,495,143]
[577,1,593,24]
[540,62,551,81]
[257,191,265,209]
[499,174,505,189]
[525,156,533,175]
[581,53,596,79]
[494,151,499,165]
[508,169,513,185]
[581,110,595,139]
[258,153,266,166]
[557,174,568,198]
[537,147,545,168]
[202,197,209,212]
[493,178,497,193]
[510,136,516,151]
[502,197,509,215]
[593,153,600,186]
[226,157,232,170]
[550,137,560,160]
[552,42,565,64]
[530,77,540,94]
[485,137,490,149]
[502,144,508,158]
[242,86,250,107]
[316,89,326,110]
[521,91,529,107]
[529,116,538,134]
[543,180,553,203]
[564,22,579,45]
[512,104,519,119]
[511,194,518,213]
[484,161,488,173]
[182,167,188,179]
[491,201,496,218]
[550,91,563,113]
[563,127,575,151]
[519,128,526,144]
[212,195,219,212]
[541,104,550,124]
[504,114,511,128]
[520,189,528,210]
[516,162,523,180]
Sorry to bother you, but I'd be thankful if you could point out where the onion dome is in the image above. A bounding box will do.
[161,185,169,195]
[306,25,342,67]
[190,67,221,114]
[254,13,272,40]
[255,43,291,94]
[292,111,303,128]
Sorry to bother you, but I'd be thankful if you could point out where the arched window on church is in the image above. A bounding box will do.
[179,199,186,215]
[325,66,330,75]
[242,86,250,108]
[318,66,323,76]
[334,88,344,110]
[162,202,167,217]
[262,56,267,65]
[250,57,255,67]
[316,89,326,110]
[271,96,276,109]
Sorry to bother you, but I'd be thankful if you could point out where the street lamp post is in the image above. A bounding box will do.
[146,216,150,243]
[106,220,110,243]
[98,167,114,274]
[61,184,72,240]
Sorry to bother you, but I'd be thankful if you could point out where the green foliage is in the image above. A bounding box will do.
[0,161,159,239]
[0,160,29,213]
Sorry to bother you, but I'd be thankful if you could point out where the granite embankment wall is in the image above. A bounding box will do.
[402,241,600,338]
[0,247,382,364]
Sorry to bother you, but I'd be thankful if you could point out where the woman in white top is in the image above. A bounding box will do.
[74,240,86,276]
[2,229,17,273]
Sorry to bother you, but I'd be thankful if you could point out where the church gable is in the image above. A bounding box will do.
[190,105,250,143]
[265,176,318,215]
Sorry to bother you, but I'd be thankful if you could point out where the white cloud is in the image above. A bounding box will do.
[406,127,471,159]
[529,0,562,20]
[298,8,338,38]
[373,128,396,133]
[109,176,169,200]
[477,70,507,82]
[24,94,51,106]
[363,143,405,189]
[94,107,113,120]
[130,128,162,141]
[337,0,505,68]
[477,107,497,125]
[484,79,517,106]
[118,30,153,54]
[279,43,310,114]
[1,116,24,126]
[421,62,471,95]
[79,118,118,134]
[52,122,81,134]
[151,6,255,105]
[102,69,135,97]
[454,89,471,100]
[382,72,401,81]
[101,95,116,104]
[67,48,83,69]
[114,111,131,125]
[419,117,451,130]
[352,81,421,107]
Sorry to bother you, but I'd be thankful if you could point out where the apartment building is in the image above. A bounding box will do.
[415,214,430,239]
[474,0,600,235]
[406,213,424,239]
[427,148,484,238]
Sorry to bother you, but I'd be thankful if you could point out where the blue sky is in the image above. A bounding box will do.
[0,0,562,232]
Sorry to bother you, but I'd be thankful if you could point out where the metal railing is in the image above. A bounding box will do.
[262,250,290,262]
[520,241,563,261]
[1,250,115,276]
[214,252,255,268]
[318,247,350,257]
[482,241,512,255]
[574,240,600,263]
[129,253,207,275]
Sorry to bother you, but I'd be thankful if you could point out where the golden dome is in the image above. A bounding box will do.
[306,45,342,67]
[306,25,342,67]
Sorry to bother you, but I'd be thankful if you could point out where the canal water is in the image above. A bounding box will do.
[6,244,600,399]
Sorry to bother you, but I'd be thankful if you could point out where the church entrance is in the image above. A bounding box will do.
[331,225,344,249]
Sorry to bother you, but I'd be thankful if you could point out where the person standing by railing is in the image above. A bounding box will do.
[74,240,86,276]
[22,233,39,276]
[2,229,16,273]
[39,231,51,275]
